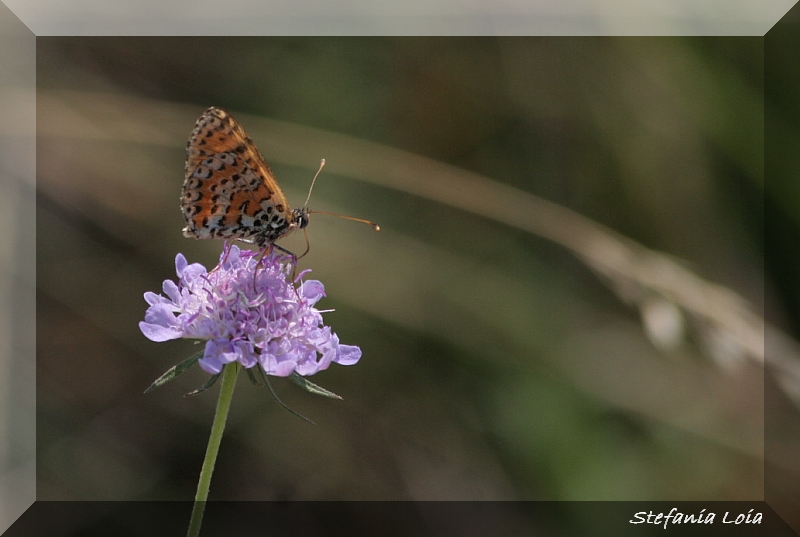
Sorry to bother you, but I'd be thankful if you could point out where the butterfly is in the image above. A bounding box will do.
[181,107,378,258]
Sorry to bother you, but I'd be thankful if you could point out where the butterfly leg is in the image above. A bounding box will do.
[251,246,270,289]
[251,244,302,297]
[211,239,235,273]
[271,244,300,283]
[251,244,299,291]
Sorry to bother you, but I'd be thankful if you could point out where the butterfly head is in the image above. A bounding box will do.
[292,207,310,230]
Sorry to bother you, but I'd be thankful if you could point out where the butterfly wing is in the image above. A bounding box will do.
[182,107,294,246]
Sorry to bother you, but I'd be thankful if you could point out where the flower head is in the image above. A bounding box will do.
[140,246,361,377]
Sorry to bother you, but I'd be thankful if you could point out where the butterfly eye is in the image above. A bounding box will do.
[295,211,309,229]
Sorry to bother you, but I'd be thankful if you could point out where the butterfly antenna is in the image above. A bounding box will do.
[307,210,381,231]
[303,159,326,208]
[303,158,381,232]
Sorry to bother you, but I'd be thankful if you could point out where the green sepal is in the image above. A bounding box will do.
[289,372,343,400]
[184,373,221,397]
[245,366,264,387]
[144,350,203,394]
[254,367,315,424]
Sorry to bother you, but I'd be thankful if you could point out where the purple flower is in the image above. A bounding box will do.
[140,246,362,377]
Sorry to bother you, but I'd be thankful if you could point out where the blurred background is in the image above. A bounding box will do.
[31,35,796,525]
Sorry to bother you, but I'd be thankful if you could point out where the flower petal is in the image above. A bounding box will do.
[139,321,182,342]
[335,344,362,366]
[144,291,170,307]
[299,280,326,304]
[198,340,224,374]
[162,279,181,303]
[143,303,180,327]
[174,253,188,277]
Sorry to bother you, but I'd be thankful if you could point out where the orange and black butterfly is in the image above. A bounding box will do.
[181,107,378,255]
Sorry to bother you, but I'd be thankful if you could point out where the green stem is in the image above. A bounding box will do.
[186,363,240,537]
